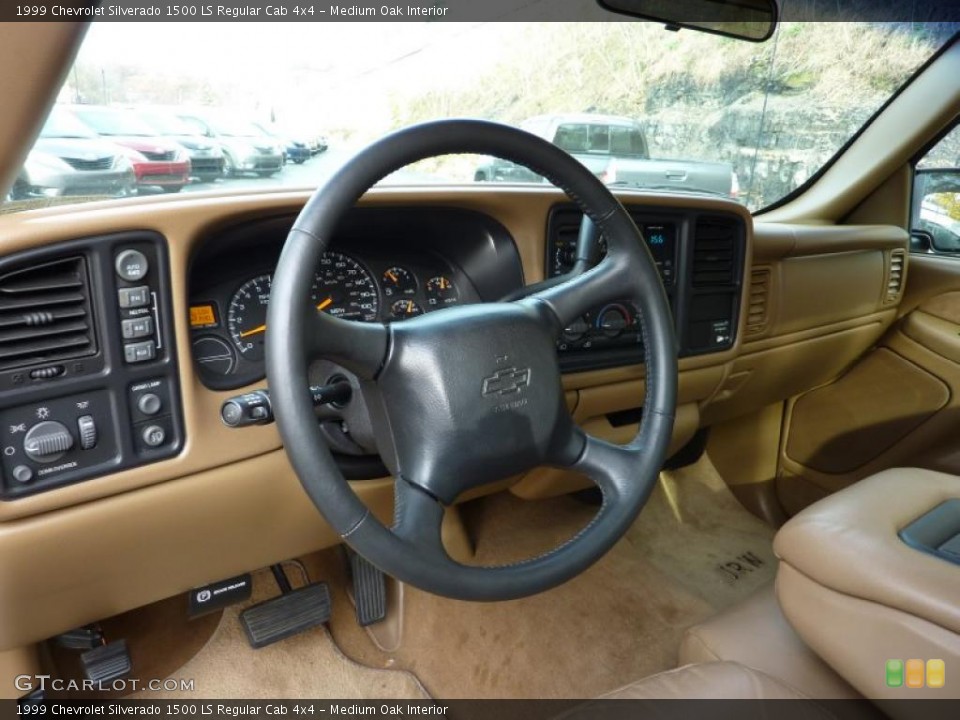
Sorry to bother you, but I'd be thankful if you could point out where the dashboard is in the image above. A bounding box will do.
[0,196,748,500]
[188,204,747,388]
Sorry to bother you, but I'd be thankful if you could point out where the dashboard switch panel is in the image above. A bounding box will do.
[0,232,183,499]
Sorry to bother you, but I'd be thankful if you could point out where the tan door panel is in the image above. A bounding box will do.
[784,348,948,474]
[778,256,960,512]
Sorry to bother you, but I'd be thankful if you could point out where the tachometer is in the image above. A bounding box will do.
[311,252,380,322]
[227,274,272,361]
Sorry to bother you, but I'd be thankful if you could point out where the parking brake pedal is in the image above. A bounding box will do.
[347,549,387,626]
[81,640,132,684]
[240,581,331,649]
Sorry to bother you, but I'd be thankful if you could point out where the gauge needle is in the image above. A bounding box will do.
[239,324,266,339]
[385,270,398,283]
[316,297,333,311]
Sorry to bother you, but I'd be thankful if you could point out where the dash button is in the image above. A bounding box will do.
[115,249,149,282]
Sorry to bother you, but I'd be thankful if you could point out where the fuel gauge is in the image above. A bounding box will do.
[382,266,417,298]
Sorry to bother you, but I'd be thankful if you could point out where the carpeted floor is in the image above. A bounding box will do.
[322,454,777,699]
[61,454,774,701]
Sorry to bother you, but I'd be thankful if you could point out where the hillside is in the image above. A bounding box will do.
[391,22,949,208]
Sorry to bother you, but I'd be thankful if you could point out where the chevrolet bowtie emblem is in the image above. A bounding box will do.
[482,366,531,397]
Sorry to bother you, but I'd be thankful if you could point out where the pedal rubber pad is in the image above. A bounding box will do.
[81,640,131,684]
[349,551,387,627]
[240,582,331,649]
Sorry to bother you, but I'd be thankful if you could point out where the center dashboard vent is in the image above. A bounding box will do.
[0,257,96,371]
[692,218,738,286]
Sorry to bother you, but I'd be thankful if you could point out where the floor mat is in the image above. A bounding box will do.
[325,454,777,699]
[131,568,430,700]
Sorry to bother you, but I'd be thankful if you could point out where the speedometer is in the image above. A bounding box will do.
[311,252,380,322]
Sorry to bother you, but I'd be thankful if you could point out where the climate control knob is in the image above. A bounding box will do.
[23,420,74,463]
[596,304,631,338]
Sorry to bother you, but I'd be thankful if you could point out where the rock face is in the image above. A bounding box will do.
[643,93,883,208]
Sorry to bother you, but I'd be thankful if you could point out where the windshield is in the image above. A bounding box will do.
[3,20,956,209]
[39,108,97,139]
[69,107,158,137]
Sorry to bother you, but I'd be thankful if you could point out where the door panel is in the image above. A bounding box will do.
[778,254,960,513]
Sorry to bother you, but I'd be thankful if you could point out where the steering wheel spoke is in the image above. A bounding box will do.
[558,432,639,503]
[523,260,628,335]
[308,309,389,380]
[391,478,448,559]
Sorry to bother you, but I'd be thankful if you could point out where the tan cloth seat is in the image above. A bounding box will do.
[679,583,860,699]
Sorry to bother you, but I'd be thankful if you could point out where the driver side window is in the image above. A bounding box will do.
[912,124,960,255]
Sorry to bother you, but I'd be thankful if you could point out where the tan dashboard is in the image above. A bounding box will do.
[0,186,908,656]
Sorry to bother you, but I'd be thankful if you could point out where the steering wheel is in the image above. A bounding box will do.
[266,120,677,601]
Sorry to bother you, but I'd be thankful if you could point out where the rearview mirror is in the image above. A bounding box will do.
[597,0,779,42]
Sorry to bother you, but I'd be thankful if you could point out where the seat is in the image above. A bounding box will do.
[597,661,814,700]
[679,583,860,699]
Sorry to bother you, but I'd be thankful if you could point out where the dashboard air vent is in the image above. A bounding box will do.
[692,219,737,286]
[746,266,772,336]
[0,257,96,371]
[885,250,906,304]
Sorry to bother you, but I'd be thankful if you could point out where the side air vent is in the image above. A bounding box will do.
[0,257,96,371]
[885,250,906,304]
[746,266,772,336]
[692,219,737,286]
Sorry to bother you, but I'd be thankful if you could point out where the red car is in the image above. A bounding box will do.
[65,105,191,193]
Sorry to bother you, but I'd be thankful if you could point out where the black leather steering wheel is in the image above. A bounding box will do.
[266,119,677,601]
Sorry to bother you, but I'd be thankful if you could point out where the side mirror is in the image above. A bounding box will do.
[597,0,778,42]
[913,169,960,254]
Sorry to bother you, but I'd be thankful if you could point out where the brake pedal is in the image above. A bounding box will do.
[348,549,387,627]
[81,640,132,684]
[240,582,331,649]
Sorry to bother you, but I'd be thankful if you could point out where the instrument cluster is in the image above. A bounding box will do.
[190,249,470,389]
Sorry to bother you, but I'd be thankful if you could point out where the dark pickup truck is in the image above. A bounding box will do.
[475,113,739,199]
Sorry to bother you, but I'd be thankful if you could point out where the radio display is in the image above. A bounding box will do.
[639,222,676,284]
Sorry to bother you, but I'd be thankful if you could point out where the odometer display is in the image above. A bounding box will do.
[311,252,380,322]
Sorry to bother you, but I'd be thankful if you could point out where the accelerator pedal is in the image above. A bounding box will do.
[81,640,132,684]
[240,581,331,649]
[347,548,387,627]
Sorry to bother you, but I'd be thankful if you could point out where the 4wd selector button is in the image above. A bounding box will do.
[23,420,74,463]
[142,425,166,448]
[115,249,149,282]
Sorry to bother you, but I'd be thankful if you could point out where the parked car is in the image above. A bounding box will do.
[9,107,134,199]
[135,109,225,182]
[475,113,739,198]
[254,123,311,164]
[65,106,191,193]
[176,112,284,177]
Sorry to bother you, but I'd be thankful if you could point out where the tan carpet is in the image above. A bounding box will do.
[325,454,777,699]
[131,567,429,700]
